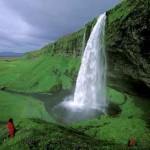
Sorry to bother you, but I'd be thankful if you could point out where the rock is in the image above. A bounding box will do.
[105,0,150,95]
[0,86,6,91]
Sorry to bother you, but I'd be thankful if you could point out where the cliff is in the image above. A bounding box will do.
[106,0,150,96]
[25,17,97,59]
[25,0,150,95]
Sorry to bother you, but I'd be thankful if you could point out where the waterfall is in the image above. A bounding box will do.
[73,13,107,111]
[52,13,107,124]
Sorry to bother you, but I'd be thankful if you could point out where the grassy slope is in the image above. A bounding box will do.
[72,88,150,149]
[0,119,115,150]
[0,54,80,93]
[1,88,150,149]
[0,91,53,123]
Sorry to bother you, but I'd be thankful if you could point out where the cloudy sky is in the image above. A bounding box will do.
[0,0,122,53]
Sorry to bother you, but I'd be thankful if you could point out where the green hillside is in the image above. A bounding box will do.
[0,91,53,122]
[0,118,128,150]
[0,55,80,93]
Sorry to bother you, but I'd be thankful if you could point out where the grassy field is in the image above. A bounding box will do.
[0,57,22,61]
[0,54,80,93]
[0,91,54,123]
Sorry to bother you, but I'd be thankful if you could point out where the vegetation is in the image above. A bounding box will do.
[0,118,129,150]
[106,0,150,92]
[0,91,53,122]
[0,88,150,149]
[0,55,80,93]
[72,88,150,149]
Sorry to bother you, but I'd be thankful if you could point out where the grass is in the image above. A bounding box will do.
[0,91,54,123]
[72,88,150,149]
[0,88,150,149]
[107,0,138,25]
[0,54,80,93]
[0,119,117,150]
[107,88,144,118]
[0,56,150,149]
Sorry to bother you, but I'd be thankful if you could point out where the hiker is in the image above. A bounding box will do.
[128,139,135,147]
[7,118,16,138]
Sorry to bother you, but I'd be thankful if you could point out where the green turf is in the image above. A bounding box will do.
[107,88,144,118]
[0,54,80,93]
[0,118,132,150]
[0,91,54,123]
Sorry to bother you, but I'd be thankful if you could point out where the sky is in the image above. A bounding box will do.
[0,0,122,53]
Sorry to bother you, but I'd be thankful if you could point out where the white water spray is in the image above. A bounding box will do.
[73,13,107,111]
[59,13,107,115]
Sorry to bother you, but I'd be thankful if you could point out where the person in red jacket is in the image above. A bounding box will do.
[7,118,16,138]
[128,139,135,147]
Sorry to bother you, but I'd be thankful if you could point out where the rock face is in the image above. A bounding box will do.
[26,0,150,95]
[105,0,150,95]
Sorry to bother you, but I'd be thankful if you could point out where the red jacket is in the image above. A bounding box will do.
[7,122,15,133]
[129,139,135,146]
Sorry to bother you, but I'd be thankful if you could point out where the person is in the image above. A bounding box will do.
[7,118,16,139]
[128,139,135,147]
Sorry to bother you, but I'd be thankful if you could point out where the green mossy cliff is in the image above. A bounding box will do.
[106,0,150,94]
[25,17,98,58]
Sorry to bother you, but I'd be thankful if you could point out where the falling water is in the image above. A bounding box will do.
[52,13,107,124]
[73,13,107,111]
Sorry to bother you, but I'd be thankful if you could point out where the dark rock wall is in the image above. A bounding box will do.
[106,0,150,92]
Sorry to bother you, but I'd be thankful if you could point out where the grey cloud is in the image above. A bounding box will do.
[0,0,122,52]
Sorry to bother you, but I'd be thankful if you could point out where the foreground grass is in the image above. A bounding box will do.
[0,119,125,150]
[0,88,150,149]
[72,88,150,149]
[0,91,53,123]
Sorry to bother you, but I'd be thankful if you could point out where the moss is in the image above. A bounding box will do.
[0,55,80,93]
[0,91,54,122]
